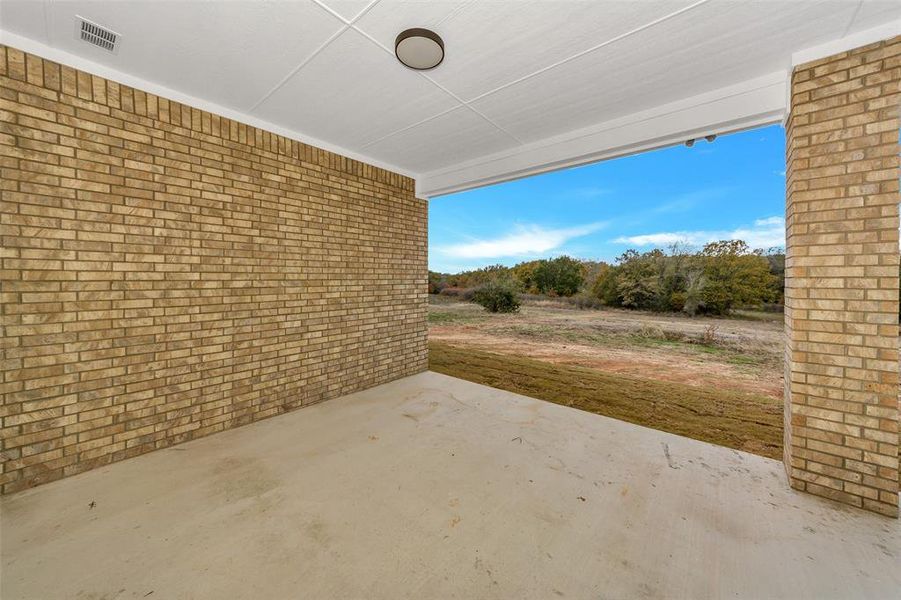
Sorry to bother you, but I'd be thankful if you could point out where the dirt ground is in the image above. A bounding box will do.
[428,296,785,459]
[429,297,784,399]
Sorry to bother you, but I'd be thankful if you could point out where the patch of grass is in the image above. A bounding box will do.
[429,341,782,459]
[723,353,761,365]
[628,326,771,366]
[627,334,683,350]
[428,310,488,325]
[495,321,769,367]
[493,323,648,352]
[732,309,783,323]
[495,323,559,338]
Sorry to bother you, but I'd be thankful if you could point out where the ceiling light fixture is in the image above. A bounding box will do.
[395,28,444,70]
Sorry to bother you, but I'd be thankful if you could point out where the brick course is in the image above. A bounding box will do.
[0,45,428,494]
[785,36,900,516]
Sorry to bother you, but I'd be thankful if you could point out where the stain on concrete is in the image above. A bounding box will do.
[662,443,679,469]
[304,519,330,547]
[210,456,279,504]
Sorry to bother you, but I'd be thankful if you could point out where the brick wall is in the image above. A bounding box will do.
[785,36,900,517]
[0,45,428,495]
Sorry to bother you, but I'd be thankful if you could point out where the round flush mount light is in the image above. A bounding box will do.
[395,28,444,70]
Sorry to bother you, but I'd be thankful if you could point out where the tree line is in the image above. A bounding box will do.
[430,240,785,315]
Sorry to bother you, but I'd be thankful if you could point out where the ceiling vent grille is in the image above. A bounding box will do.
[76,17,120,53]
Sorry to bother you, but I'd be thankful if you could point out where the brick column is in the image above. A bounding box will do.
[785,36,900,517]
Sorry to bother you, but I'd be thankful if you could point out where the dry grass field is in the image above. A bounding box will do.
[428,296,784,459]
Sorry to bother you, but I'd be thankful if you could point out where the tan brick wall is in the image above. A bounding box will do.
[785,36,900,517]
[0,46,428,495]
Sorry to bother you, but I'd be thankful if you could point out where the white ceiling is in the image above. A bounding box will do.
[1,0,899,196]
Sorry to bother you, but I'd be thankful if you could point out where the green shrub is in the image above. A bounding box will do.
[439,286,475,301]
[429,240,785,316]
[532,256,585,296]
[472,279,521,313]
[699,240,776,314]
[585,242,781,315]
[567,292,605,310]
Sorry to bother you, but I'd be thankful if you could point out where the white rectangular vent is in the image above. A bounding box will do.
[77,17,120,53]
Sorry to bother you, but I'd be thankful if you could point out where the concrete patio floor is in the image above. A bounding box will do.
[2,372,898,599]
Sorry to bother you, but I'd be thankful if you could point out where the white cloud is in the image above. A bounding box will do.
[618,232,693,247]
[437,222,607,259]
[613,216,785,250]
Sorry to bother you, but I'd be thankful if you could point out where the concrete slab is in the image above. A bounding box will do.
[2,372,898,599]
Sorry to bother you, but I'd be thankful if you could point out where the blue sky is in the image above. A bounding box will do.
[428,124,786,274]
